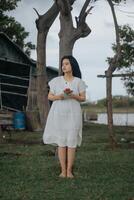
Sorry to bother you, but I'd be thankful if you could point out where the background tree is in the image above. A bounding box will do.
[34,0,128,128]
[56,0,92,73]
[110,25,134,95]
[0,0,35,56]
[34,2,59,128]
[105,0,127,148]
[104,0,121,148]
[34,0,92,127]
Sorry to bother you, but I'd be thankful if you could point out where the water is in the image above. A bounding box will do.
[92,113,134,126]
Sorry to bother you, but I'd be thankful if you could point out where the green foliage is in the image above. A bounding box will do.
[24,42,36,56]
[97,98,107,107]
[108,25,134,95]
[0,15,29,49]
[97,96,134,108]
[0,0,21,13]
[112,95,128,108]
[115,25,134,69]
[111,0,126,3]
[118,25,134,95]
[0,0,35,56]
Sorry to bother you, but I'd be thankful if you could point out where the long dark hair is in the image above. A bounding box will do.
[61,55,82,79]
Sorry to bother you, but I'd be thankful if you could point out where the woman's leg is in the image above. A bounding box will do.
[67,147,76,178]
[58,146,67,177]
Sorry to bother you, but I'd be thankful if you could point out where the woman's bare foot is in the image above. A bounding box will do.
[59,172,66,178]
[67,171,74,178]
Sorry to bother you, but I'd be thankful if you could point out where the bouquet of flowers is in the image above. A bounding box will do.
[63,88,73,98]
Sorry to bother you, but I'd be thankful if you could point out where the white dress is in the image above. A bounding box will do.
[43,76,87,148]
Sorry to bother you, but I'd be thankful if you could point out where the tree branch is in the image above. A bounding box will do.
[33,8,40,18]
[107,0,121,72]
[56,0,71,16]
[35,2,59,31]
[78,0,93,26]
[74,0,93,40]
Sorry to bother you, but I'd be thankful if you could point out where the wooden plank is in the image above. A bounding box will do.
[1,91,27,97]
[2,106,21,112]
[0,120,13,125]
[0,114,13,118]
[1,82,28,89]
[97,72,134,78]
[0,73,29,81]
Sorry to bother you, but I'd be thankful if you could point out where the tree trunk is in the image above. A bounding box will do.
[59,14,75,73]
[105,70,117,149]
[32,3,59,128]
[57,0,92,73]
[36,32,50,128]
[105,0,121,148]
[59,37,74,62]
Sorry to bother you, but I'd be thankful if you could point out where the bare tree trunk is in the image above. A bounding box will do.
[36,33,49,128]
[33,3,59,128]
[105,70,117,148]
[59,14,75,70]
[57,0,92,74]
[106,0,121,148]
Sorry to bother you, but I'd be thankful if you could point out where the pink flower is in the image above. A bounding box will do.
[63,88,73,95]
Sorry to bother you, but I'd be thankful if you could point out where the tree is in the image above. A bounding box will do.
[35,0,91,128]
[105,0,130,148]
[34,0,127,129]
[0,0,35,56]
[34,2,60,128]
[56,0,92,72]
[110,25,134,95]
[104,0,121,148]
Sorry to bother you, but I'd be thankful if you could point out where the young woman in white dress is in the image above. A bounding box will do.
[43,55,87,178]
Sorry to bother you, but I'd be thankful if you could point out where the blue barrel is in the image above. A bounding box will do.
[13,112,26,130]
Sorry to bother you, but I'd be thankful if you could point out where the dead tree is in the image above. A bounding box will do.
[105,0,121,148]
[30,0,76,128]
[56,0,93,73]
[33,3,59,128]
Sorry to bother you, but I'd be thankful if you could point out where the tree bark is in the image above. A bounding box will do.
[105,70,117,148]
[35,3,59,128]
[57,0,92,74]
[106,0,121,148]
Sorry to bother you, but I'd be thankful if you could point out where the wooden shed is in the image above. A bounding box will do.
[0,32,58,112]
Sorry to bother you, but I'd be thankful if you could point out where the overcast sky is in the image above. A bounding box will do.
[9,0,134,101]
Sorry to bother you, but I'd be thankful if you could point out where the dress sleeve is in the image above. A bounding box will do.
[48,78,56,94]
[78,79,87,93]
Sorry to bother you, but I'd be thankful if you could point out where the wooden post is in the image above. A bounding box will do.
[105,70,117,149]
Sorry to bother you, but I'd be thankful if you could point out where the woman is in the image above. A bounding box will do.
[43,55,87,178]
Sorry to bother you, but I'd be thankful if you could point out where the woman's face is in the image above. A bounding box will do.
[62,58,72,74]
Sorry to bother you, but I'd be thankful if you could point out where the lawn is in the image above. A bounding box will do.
[0,123,134,200]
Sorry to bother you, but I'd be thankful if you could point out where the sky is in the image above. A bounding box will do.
[9,0,134,101]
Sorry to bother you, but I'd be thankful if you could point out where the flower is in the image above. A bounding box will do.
[63,88,73,95]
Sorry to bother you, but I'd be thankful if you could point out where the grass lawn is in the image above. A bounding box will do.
[0,123,134,200]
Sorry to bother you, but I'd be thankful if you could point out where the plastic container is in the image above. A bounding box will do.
[13,112,26,130]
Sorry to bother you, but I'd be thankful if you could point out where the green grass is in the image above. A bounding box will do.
[0,124,134,200]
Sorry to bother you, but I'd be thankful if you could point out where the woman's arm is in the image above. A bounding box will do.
[48,92,64,101]
[69,91,86,102]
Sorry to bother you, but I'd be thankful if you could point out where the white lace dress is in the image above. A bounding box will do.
[43,76,87,148]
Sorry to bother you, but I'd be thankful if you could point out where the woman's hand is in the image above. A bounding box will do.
[57,94,65,100]
[68,92,86,102]
[48,92,64,101]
